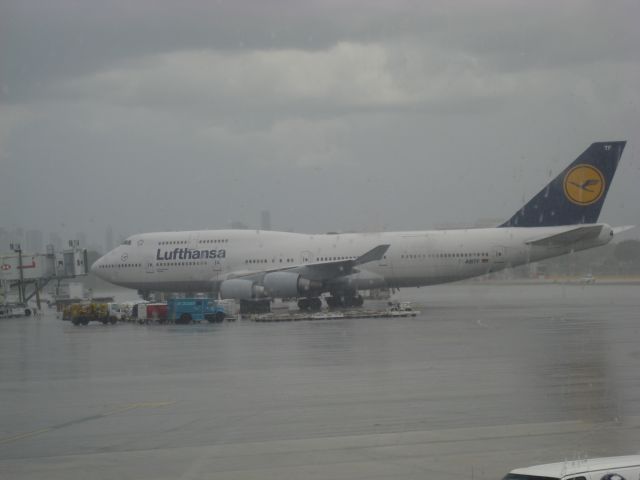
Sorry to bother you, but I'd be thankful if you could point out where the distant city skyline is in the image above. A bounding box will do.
[1,210,281,254]
[0,225,113,254]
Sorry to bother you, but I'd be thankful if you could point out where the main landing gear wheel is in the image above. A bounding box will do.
[325,294,363,309]
[348,295,364,308]
[239,299,271,314]
[325,296,342,309]
[298,297,322,311]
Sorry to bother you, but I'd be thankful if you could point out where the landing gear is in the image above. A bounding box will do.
[138,290,151,301]
[325,294,364,309]
[350,295,364,308]
[240,299,271,314]
[325,296,342,309]
[297,297,322,311]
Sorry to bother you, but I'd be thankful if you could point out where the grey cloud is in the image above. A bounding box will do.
[3,0,639,103]
[1,0,639,245]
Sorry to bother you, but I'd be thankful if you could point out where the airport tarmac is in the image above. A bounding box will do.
[1,283,640,480]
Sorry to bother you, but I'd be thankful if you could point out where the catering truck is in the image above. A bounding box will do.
[136,303,168,324]
[168,298,226,324]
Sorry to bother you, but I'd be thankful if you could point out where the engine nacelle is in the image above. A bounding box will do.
[263,271,321,298]
[219,279,265,300]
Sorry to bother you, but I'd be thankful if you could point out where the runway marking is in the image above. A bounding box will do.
[0,401,175,446]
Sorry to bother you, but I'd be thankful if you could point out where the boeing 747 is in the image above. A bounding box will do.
[92,141,630,311]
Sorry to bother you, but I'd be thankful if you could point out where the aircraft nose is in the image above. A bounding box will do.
[91,257,104,278]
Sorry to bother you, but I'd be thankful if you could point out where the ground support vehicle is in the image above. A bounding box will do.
[64,302,118,325]
[0,303,32,318]
[105,303,123,322]
[385,301,420,317]
[503,455,640,480]
[136,303,168,324]
[168,298,226,324]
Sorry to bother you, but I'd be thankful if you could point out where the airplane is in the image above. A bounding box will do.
[92,141,631,312]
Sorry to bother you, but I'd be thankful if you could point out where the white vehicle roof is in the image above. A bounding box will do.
[510,456,640,479]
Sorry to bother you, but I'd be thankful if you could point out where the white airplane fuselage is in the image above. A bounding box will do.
[92,224,613,294]
[92,141,628,302]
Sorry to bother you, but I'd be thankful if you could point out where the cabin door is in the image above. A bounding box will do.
[143,241,155,274]
[145,256,155,274]
[489,245,507,272]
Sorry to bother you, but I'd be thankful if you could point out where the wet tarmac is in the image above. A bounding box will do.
[1,283,640,479]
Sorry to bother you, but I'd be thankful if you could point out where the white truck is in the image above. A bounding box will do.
[503,456,640,480]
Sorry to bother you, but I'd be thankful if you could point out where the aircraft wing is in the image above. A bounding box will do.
[225,244,390,282]
[525,225,604,247]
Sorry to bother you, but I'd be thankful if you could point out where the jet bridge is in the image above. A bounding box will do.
[0,242,88,312]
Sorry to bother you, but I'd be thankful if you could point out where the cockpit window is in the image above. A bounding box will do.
[121,240,132,246]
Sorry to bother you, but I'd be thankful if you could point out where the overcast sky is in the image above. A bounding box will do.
[1,0,639,249]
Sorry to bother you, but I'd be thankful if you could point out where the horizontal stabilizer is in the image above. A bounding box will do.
[354,244,390,265]
[526,225,603,247]
[613,225,636,235]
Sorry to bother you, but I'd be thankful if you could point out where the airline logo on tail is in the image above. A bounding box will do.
[563,164,605,205]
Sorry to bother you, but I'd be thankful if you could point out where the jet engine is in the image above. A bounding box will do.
[263,272,321,298]
[219,279,265,300]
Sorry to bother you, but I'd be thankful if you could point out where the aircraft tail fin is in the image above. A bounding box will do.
[500,141,626,227]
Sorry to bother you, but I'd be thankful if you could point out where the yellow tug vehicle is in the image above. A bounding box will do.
[64,303,119,326]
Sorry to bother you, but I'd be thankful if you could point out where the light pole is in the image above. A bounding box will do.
[10,243,25,304]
